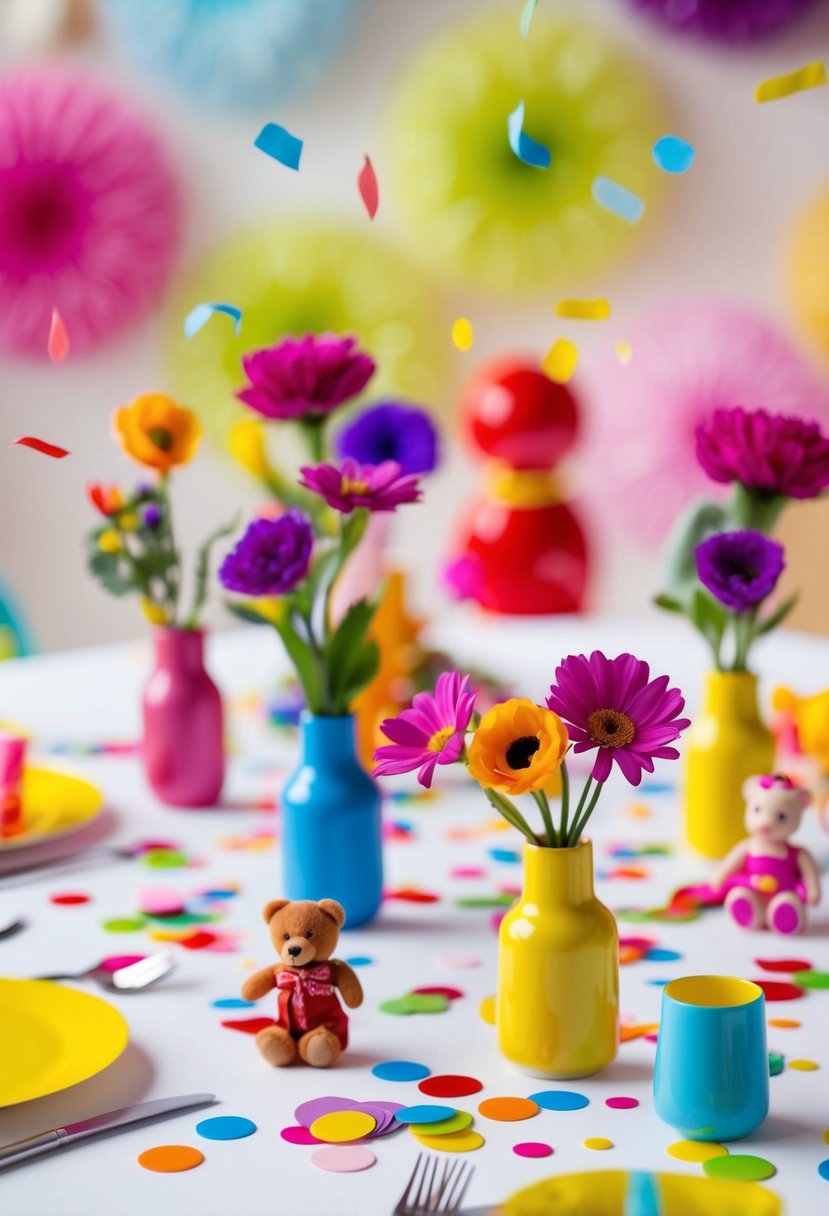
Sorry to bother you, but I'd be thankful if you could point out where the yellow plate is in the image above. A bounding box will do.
[0,767,104,850]
[504,1172,780,1216]
[0,979,129,1107]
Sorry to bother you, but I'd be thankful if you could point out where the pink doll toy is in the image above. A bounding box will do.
[716,774,821,935]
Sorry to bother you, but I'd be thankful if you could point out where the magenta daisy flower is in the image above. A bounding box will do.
[373,671,477,788]
[546,652,690,786]
[236,333,375,421]
[299,458,422,514]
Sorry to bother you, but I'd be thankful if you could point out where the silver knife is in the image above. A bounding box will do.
[0,1093,215,1168]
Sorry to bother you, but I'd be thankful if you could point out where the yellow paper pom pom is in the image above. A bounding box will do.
[98,529,122,554]
[229,419,270,480]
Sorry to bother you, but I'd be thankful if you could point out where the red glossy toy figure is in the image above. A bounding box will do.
[445,355,589,615]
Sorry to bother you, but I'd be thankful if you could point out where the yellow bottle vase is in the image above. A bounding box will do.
[497,839,619,1078]
[683,671,774,860]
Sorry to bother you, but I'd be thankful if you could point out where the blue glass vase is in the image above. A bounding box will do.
[281,713,383,928]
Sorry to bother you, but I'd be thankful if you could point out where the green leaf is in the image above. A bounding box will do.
[690,589,728,651]
[336,640,380,709]
[225,601,274,626]
[87,548,136,597]
[184,514,240,628]
[661,499,731,603]
[273,616,325,714]
[756,593,799,636]
[325,597,378,674]
[654,593,683,614]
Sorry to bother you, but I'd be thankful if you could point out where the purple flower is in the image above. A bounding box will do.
[624,0,817,43]
[299,458,422,514]
[547,652,690,786]
[374,672,477,788]
[695,530,785,612]
[336,402,439,475]
[236,333,375,421]
[696,406,829,500]
[219,511,313,597]
[142,502,162,529]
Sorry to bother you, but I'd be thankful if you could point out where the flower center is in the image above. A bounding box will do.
[427,726,454,753]
[505,735,540,770]
[147,426,174,452]
[586,708,636,748]
[341,475,370,497]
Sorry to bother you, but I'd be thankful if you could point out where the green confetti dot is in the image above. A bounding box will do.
[380,994,450,1016]
[769,1052,785,1076]
[102,916,147,933]
[792,970,829,989]
[703,1154,777,1182]
[146,911,216,926]
[455,894,516,909]
[144,849,188,868]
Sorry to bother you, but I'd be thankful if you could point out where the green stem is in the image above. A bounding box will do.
[483,788,537,846]
[302,416,327,464]
[531,790,557,847]
[558,759,570,844]
[566,780,604,847]
[729,483,787,534]
[156,476,180,624]
[732,609,756,673]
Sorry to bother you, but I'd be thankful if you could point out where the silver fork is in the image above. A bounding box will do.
[33,951,177,992]
[393,1154,475,1216]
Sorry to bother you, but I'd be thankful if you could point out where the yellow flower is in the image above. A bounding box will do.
[98,529,122,554]
[113,393,201,473]
[248,597,287,626]
[119,512,139,532]
[229,419,269,479]
[141,597,169,626]
[467,699,568,796]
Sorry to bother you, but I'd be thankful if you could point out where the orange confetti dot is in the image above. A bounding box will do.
[619,945,645,965]
[137,1145,204,1173]
[769,1018,801,1029]
[620,1022,659,1042]
[625,803,653,819]
[478,1097,539,1122]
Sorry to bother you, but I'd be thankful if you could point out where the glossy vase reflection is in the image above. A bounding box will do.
[281,714,383,929]
[497,840,619,1078]
[142,628,224,808]
[684,672,774,859]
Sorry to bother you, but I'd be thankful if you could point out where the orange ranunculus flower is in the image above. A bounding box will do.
[467,699,568,797]
[113,393,201,473]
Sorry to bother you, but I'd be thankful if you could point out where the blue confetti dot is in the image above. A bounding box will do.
[530,1090,589,1111]
[345,956,374,968]
[652,135,695,175]
[818,1158,829,1181]
[396,1104,457,1125]
[591,176,644,224]
[648,978,670,987]
[640,781,675,794]
[645,948,682,962]
[372,1060,431,1083]
[202,889,238,900]
[489,848,521,863]
[212,997,255,1009]
[196,1115,257,1141]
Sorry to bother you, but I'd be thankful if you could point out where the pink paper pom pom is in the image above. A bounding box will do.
[0,66,181,358]
[582,300,829,545]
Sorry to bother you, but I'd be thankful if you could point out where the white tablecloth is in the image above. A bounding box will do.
[1,614,828,1216]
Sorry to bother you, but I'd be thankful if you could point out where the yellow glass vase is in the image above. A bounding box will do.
[497,839,618,1078]
[684,671,774,860]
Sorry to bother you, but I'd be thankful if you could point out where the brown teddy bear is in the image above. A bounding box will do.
[241,898,363,1068]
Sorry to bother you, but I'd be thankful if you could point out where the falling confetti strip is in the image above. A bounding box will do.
[310,1145,376,1172]
[13,436,70,459]
[542,338,578,384]
[555,299,611,320]
[48,308,70,363]
[788,1059,819,1070]
[591,177,644,224]
[451,317,474,351]
[584,1138,613,1150]
[703,1155,776,1182]
[183,302,242,339]
[605,1097,639,1110]
[755,61,827,103]
[357,154,379,219]
[419,1075,482,1099]
[514,1141,553,1158]
[372,1061,431,1083]
[478,1097,539,1122]
[507,101,551,169]
[196,1116,256,1141]
[519,0,539,38]
[651,135,696,174]
[753,980,805,1001]
[49,892,90,906]
[667,1140,728,1163]
[791,970,829,989]
[137,1145,204,1173]
[412,1129,485,1152]
[530,1091,589,1112]
[253,121,303,169]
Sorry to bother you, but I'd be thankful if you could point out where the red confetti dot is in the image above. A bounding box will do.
[605,1096,639,1109]
[221,1017,277,1035]
[386,888,440,904]
[49,892,91,906]
[418,1075,483,1098]
[179,931,218,950]
[752,979,805,1001]
[411,986,465,1001]
[754,958,812,973]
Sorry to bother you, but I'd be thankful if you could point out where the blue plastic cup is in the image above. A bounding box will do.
[653,975,769,1141]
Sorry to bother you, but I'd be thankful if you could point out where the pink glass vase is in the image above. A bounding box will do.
[142,628,224,808]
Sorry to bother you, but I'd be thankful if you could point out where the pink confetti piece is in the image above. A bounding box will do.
[605,1096,639,1109]
[137,886,185,916]
[358,155,378,219]
[437,954,481,969]
[310,1145,376,1173]
[280,1125,322,1145]
[450,865,487,878]
[98,954,147,973]
[48,307,70,363]
[411,986,465,1000]
[513,1141,553,1158]
[13,436,70,459]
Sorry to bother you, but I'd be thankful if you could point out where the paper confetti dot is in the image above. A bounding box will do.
[419,1076,482,1099]
[788,1058,819,1070]
[411,986,464,1001]
[310,1146,376,1172]
[396,1105,457,1126]
[769,1018,800,1028]
[379,994,449,1016]
[49,892,90,906]
[584,1138,613,1150]
[652,135,695,174]
[530,1090,589,1112]
[478,1097,539,1122]
[357,155,379,219]
[542,338,578,384]
[410,1110,473,1136]
[450,865,486,878]
[489,848,520,863]
[413,1129,485,1153]
[555,298,611,321]
[212,997,254,1009]
[592,176,644,224]
[667,1140,728,1163]
[755,60,827,103]
[605,1097,639,1110]
[137,1145,204,1173]
[792,970,829,989]
[253,121,302,169]
[480,996,496,1025]
[372,1061,431,1083]
[755,958,812,973]
[703,1154,776,1182]
[137,887,185,916]
[294,1097,362,1127]
[344,956,373,967]
[221,1016,277,1035]
[507,101,551,169]
[145,849,188,868]
[438,954,481,969]
[819,1158,829,1181]
[514,1141,553,1158]
[281,1125,322,1145]
[824,1129,829,1144]
[13,436,70,459]
[195,1116,256,1141]
[615,341,633,364]
[645,948,682,962]
[753,980,805,1001]
[768,1052,785,1076]
[310,1111,377,1143]
[102,917,146,933]
[451,317,474,351]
